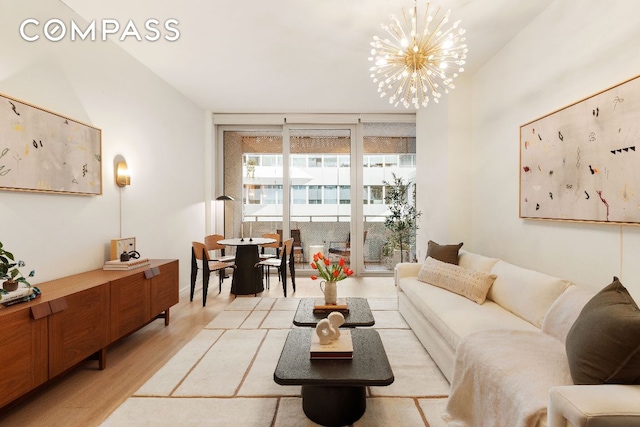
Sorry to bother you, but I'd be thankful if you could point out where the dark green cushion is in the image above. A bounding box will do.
[565,277,640,385]
[426,240,463,265]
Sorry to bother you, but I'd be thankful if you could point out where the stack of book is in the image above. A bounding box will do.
[103,258,150,271]
[313,298,349,314]
[0,285,41,307]
[310,329,354,360]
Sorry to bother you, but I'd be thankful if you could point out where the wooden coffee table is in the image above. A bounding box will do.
[274,328,394,426]
[293,297,375,327]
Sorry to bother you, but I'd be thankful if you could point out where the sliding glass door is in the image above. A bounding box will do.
[288,127,353,269]
[217,117,415,275]
[362,122,417,271]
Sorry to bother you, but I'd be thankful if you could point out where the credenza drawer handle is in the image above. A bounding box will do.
[49,298,68,313]
[31,303,52,320]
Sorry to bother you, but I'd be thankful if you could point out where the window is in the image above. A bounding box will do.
[339,185,350,204]
[262,155,280,167]
[399,154,416,167]
[309,156,322,167]
[245,154,260,165]
[291,155,306,168]
[324,185,337,204]
[370,185,384,204]
[309,185,322,204]
[246,185,261,204]
[370,155,383,168]
[384,155,398,167]
[263,185,282,204]
[323,156,337,168]
[292,185,306,204]
[220,117,415,275]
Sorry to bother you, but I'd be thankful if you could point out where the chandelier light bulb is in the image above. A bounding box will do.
[368,1,468,109]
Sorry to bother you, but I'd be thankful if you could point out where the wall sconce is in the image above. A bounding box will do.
[116,160,131,187]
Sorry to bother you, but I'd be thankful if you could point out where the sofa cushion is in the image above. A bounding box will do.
[458,250,499,273]
[488,260,571,328]
[417,257,497,304]
[565,277,640,385]
[542,285,596,344]
[426,240,463,265]
[398,277,539,352]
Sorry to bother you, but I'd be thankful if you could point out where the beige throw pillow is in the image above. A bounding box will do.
[417,256,497,304]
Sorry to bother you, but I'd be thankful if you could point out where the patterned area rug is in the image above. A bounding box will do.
[101,297,450,426]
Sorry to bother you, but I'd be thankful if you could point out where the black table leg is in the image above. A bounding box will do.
[301,384,366,427]
[230,244,264,295]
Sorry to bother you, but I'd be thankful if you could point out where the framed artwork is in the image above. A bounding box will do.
[520,74,640,225]
[0,93,102,195]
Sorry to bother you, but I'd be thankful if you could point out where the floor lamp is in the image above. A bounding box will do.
[216,195,235,278]
[216,195,234,237]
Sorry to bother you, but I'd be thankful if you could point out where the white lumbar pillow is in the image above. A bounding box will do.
[417,256,497,304]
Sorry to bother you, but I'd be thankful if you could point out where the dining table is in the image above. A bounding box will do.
[217,237,276,296]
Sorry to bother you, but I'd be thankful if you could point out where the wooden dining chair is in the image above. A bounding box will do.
[204,234,235,263]
[290,229,304,264]
[191,241,235,306]
[205,234,235,281]
[277,229,304,264]
[259,233,281,288]
[256,238,295,297]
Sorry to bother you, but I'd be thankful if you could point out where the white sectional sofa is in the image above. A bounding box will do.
[395,250,640,427]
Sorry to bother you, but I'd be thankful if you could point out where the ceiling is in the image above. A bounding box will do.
[60,0,553,113]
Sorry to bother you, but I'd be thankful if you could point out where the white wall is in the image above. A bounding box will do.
[415,75,473,263]
[466,0,640,299]
[0,0,205,288]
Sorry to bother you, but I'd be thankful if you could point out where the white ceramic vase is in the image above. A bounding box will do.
[320,280,338,305]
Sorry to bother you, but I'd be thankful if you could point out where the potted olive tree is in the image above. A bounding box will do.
[382,173,422,265]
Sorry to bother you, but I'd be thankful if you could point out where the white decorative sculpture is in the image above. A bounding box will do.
[315,311,345,345]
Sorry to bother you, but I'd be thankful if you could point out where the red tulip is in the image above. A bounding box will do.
[346,268,354,276]
[333,270,339,278]
[339,258,345,267]
[324,258,330,266]
[310,275,317,280]
[313,254,319,262]
[310,262,317,269]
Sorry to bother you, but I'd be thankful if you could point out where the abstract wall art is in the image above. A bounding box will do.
[0,93,102,195]
[520,74,640,224]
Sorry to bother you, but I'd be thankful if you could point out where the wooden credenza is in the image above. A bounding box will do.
[0,259,178,409]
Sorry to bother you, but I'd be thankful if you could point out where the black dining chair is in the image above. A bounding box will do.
[259,233,281,289]
[256,238,296,297]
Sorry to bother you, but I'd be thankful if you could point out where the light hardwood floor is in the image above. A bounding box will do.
[0,274,396,427]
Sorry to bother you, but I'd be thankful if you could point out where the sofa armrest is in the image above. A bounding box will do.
[394,262,422,285]
[548,384,640,427]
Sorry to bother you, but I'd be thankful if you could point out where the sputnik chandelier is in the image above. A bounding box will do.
[368,1,468,109]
